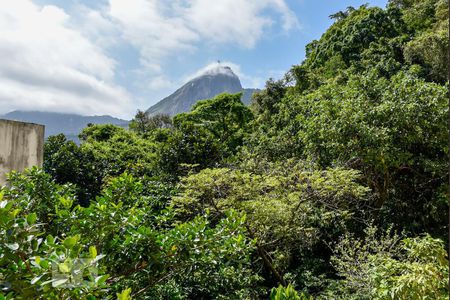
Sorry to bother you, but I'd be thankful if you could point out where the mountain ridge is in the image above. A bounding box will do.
[1,110,128,142]
[146,65,259,116]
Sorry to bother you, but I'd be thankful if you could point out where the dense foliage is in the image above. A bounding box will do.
[1,0,449,299]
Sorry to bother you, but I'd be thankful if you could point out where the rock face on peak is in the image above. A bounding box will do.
[146,66,257,116]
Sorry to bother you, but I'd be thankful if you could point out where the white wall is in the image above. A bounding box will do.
[0,119,44,185]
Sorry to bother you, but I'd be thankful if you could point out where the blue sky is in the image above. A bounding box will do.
[1,0,387,119]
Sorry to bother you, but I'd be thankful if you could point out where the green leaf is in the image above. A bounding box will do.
[39,259,49,269]
[89,246,97,258]
[116,288,132,300]
[26,213,37,225]
[10,209,20,218]
[31,239,38,251]
[46,235,55,245]
[58,262,70,273]
[63,235,79,248]
[59,196,73,209]
[95,275,109,285]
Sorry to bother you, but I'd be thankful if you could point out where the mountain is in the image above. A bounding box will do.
[146,65,259,116]
[241,88,260,105]
[1,111,128,142]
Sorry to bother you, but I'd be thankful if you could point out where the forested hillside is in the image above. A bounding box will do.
[1,0,448,299]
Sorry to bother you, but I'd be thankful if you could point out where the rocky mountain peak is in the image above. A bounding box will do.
[146,65,248,116]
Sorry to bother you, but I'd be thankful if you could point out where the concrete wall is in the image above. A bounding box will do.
[0,119,45,185]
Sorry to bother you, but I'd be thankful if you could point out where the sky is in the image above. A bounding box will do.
[0,0,388,119]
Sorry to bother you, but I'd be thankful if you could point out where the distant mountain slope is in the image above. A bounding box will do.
[146,66,259,116]
[1,111,128,142]
[241,88,260,106]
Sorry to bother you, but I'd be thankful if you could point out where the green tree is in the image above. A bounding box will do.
[129,111,173,136]
[248,70,447,236]
[173,162,370,288]
[1,169,259,299]
[174,92,253,156]
[154,93,253,178]
[0,169,108,299]
[45,127,159,205]
[270,284,312,300]
[44,134,103,205]
[329,225,449,299]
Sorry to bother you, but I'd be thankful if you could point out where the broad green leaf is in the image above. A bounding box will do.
[89,246,97,258]
[39,259,49,269]
[116,288,132,300]
[46,235,55,245]
[63,235,79,248]
[58,262,70,273]
[26,213,37,225]
[95,275,109,285]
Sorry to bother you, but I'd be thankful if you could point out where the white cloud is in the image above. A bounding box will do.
[0,0,299,117]
[0,0,132,118]
[186,61,243,81]
[147,75,174,91]
[267,0,299,31]
[69,4,119,48]
[108,0,199,71]
[185,61,266,89]
[107,0,299,71]
[184,0,299,48]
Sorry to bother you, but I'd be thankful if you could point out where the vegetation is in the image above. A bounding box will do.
[1,0,448,299]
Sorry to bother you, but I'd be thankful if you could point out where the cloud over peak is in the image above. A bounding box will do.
[0,0,299,118]
[108,0,300,71]
[0,0,132,118]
